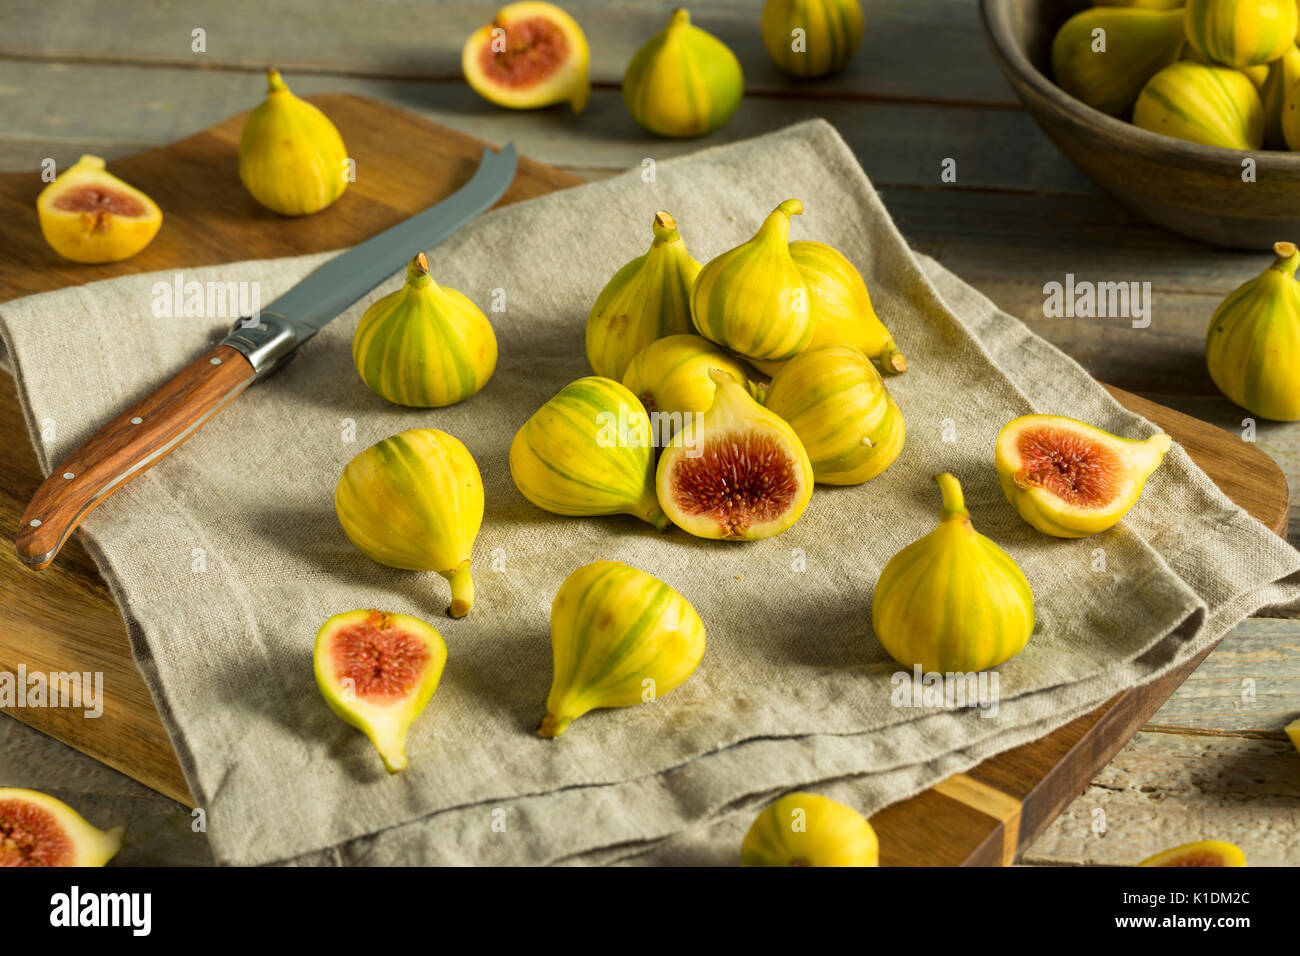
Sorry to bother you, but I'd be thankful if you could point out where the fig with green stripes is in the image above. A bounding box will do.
[1206,241,1300,420]
[656,369,813,540]
[314,609,447,773]
[1050,6,1185,117]
[586,211,701,381]
[1132,59,1264,148]
[1260,43,1300,146]
[995,416,1172,537]
[1183,0,1297,68]
[752,240,907,377]
[621,333,750,425]
[872,473,1034,674]
[335,428,484,618]
[0,788,123,866]
[691,198,815,363]
[352,253,497,408]
[509,376,669,530]
[763,345,905,485]
[741,792,878,867]
[761,0,864,79]
[1137,840,1247,866]
[623,9,744,138]
[538,560,705,737]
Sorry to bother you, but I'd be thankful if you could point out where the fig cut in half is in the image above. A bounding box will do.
[313,609,448,774]
[656,369,813,540]
[995,415,1172,538]
[0,788,124,867]
[1137,840,1247,867]
[462,1,591,112]
[36,155,162,263]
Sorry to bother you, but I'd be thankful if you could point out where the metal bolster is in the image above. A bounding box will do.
[220,311,300,376]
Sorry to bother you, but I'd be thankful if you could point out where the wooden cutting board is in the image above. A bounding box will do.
[0,96,1287,865]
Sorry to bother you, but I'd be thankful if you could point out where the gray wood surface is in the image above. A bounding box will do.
[1,0,1297,867]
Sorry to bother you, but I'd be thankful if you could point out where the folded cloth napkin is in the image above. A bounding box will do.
[3,121,1298,866]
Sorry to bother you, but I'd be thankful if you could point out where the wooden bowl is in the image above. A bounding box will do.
[980,0,1300,249]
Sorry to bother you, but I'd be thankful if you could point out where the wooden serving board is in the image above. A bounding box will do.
[0,96,1288,863]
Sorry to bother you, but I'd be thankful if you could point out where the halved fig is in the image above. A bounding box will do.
[313,609,447,774]
[656,369,813,540]
[1137,840,1247,867]
[35,155,162,263]
[462,2,590,112]
[0,788,124,867]
[995,415,1172,538]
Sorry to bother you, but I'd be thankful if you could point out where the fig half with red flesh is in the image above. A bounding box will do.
[462,2,591,111]
[0,788,124,867]
[35,155,162,263]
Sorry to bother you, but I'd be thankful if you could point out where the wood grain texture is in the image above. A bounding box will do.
[16,345,256,569]
[0,97,1290,862]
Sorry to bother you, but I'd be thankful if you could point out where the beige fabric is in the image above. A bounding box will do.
[2,121,1297,866]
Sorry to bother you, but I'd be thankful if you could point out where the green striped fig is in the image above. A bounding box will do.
[352,253,497,407]
[509,376,669,529]
[1184,0,1297,67]
[1132,60,1264,147]
[1260,42,1300,146]
[539,560,705,737]
[1051,7,1186,116]
[690,198,815,362]
[761,0,864,79]
[621,333,750,422]
[872,473,1034,673]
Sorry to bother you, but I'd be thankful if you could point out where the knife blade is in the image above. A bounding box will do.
[16,143,518,570]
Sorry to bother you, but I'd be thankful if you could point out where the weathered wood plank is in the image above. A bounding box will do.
[0,0,1017,105]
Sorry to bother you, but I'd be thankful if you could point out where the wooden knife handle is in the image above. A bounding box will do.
[15,345,256,569]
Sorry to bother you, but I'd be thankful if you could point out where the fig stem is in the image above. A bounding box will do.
[266,68,288,93]
[1271,241,1299,276]
[877,346,909,375]
[445,561,474,619]
[537,713,572,738]
[406,252,434,290]
[934,473,969,522]
[651,210,681,246]
[758,199,804,245]
[669,8,691,29]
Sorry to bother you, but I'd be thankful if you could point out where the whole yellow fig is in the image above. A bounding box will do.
[586,211,701,380]
[1285,717,1300,753]
[1137,840,1248,866]
[35,155,162,264]
[352,253,497,407]
[238,69,349,216]
[1262,43,1300,145]
[872,473,1034,673]
[1206,240,1300,420]
[761,0,865,79]
[995,416,1172,537]
[623,9,744,138]
[1133,60,1264,148]
[764,345,904,485]
[753,240,906,377]
[621,333,749,423]
[335,429,484,618]
[1095,0,1186,8]
[1051,7,1186,116]
[741,792,878,867]
[1184,0,1297,67]
[691,199,815,362]
[509,376,669,529]
[539,561,705,737]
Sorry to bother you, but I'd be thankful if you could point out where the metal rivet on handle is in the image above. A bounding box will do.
[30,519,41,528]
[210,357,222,365]
[130,417,143,425]
[62,473,74,480]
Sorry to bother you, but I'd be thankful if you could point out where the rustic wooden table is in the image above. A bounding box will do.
[1,0,1297,866]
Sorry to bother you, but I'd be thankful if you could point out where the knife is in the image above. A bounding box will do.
[16,143,518,570]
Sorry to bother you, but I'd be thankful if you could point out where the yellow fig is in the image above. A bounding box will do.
[586,211,701,380]
[1132,60,1264,148]
[352,253,497,407]
[1051,7,1186,116]
[623,9,744,138]
[510,377,669,530]
[753,240,907,377]
[238,69,348,217]
[462,1,591,112]
[35,155,162,264]
[761,0,865,79]
[1206,241,1300,420]
[1259,42,1300,144]
[621,333,749,422]
[0,788,124,867]
[313,609,447,774]
[691,199,815,362]
[741,792,878,867]
[1184,0,1297,68]
[764,345,904,485]
[1137,840,1248,866]
[1280,58,1300,147]
[335,429,484,617]
[1094,0,1186,8]
[656,369,813,540]
[539,560,705,737]
[1285,717,1299,753]
[873,473,1034,674]
[995,415,1172,538]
